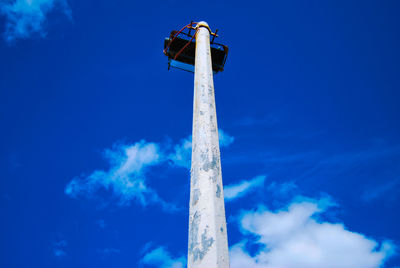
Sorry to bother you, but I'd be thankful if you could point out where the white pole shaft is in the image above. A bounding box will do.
[188,21,230,268]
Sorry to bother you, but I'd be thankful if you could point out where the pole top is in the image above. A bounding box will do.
[196,21,209,27]
[196,21,211,34]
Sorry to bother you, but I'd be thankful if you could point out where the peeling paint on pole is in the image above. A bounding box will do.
[188,21,230,268]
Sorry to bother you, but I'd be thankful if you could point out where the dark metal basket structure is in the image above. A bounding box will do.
[163,22,228,73]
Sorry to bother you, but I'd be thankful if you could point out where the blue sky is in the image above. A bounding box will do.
[1,0,399,267]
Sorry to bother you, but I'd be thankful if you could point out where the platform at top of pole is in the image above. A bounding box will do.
[163,21,229,74]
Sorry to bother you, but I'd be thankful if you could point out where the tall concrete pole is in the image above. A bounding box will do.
[188,21,230,268]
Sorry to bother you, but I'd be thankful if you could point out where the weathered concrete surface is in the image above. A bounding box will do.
[188,21,230,268]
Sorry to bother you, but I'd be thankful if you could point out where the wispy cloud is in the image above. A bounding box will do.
[0,0,71,42]
[225,143,400,205]
[141,246,185,268]
[219,129,235,147]
[65,141,176,211]
[230,197,396,268]
[362,178,400,202]
[168,136,192,169]
[297,145,400,182]
[224,175,266,201]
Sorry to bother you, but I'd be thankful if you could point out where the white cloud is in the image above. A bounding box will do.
[141,246,185,268]
[224,175,266,201]
[65,141,177,211]
[168,129,234,169]
[0,0,71,42]
[230,197,396,268]
[219,129,235,147]
[168,136,192,169]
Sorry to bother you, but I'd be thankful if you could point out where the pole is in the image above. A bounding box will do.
[188,21,230,268]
